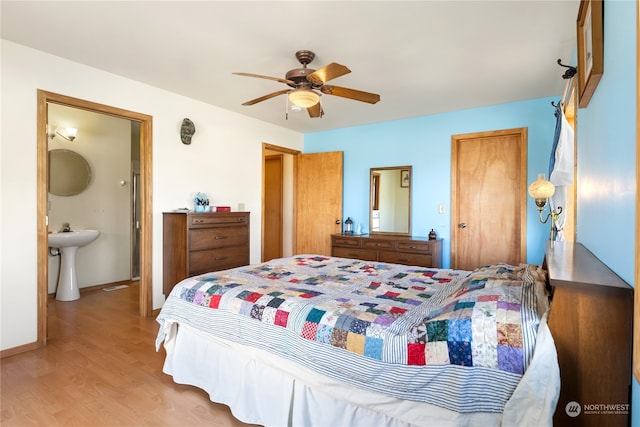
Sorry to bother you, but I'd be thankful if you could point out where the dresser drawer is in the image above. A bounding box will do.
[332,246,377,262]
[379,251,433,268]
[330,234,442,269]
[397,241,433,254]
[189,226,248,251]
[363,240,393,250]
[332,236,362,248]
[190,214,248,227]
[189,245,249,276]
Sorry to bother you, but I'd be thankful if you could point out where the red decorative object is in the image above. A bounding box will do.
[216,206,231,212]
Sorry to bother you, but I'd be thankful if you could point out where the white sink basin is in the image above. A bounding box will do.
[49,230,100,301]
[49,229,100,248]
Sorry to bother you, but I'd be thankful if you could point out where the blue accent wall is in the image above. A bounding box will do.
[305,97,558,268]
[307,0,638,419]
[573,0,637,423]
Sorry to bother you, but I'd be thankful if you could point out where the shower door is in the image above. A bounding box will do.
[131,170,141,280]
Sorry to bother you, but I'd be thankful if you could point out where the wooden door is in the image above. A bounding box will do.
[451,128,527,270]
[294,151,343,255]
[263,155,283,261]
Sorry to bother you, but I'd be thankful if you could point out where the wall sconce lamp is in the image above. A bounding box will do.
[48,127,78,142]
[288,89,320,108]
[528,173,563,243]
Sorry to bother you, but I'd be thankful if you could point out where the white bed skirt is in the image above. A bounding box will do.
[160,313,559,427]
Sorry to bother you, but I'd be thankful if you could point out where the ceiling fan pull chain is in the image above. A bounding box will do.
[285,93,289,120]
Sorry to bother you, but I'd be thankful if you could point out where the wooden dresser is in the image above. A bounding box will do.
[163,211,250,296]
[331,234,442,268]
[544,242,633,427]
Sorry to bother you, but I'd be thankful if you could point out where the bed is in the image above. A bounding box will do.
[156,255,560,426]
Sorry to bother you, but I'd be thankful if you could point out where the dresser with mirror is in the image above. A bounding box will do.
[332,165,442,268]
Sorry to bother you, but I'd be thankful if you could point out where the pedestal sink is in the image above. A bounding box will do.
[49,230,100,301]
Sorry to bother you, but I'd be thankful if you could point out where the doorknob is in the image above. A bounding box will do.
[335,219,342,224]
[458,223,467,228]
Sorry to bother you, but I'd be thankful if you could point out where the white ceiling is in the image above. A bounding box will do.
[1,1,580,134]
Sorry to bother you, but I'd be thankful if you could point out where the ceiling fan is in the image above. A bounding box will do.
[233,50,380,118]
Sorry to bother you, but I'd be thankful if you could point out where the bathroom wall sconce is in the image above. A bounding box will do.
[48,127,78,142]
[528,173,563,243]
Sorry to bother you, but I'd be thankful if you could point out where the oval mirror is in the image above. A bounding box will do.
[48,149,92,196]
[370,166,412,236]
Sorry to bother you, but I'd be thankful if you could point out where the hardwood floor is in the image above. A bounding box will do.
[1,282,258,427]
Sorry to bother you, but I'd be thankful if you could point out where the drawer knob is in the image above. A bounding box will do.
[215,256,228,261]
[215,236,228,240]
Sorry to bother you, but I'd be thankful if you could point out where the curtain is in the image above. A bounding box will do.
[548,103,574,241]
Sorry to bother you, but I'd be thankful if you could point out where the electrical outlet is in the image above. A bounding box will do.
[438,204,445,214]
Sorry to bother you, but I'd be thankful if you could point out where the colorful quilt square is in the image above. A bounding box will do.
[335,314,354,331]
[349,318,370,335]
[306,307,326,323]
[331,328,348,349]
[250,304,264,320]
[426,341,450,364]
[448,319,472,342]
[301,321,319,340]
[262,306,277,324]
[408,342,426,365]
[267,297,285,308]
[497,345,524,373]
[346,331,366,354]
[274,309,289,327]
[448,341,473,366]
[364,336,383,360]
[209,294,221,308]
[316,324,333,343]
[497,323,523,347]
[427,320,448,341]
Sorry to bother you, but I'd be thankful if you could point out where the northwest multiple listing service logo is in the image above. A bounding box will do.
[565,401,581,417]
[565,401,629,417]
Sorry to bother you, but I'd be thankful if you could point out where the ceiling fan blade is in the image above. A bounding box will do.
[233,72,295,86]
[320,85,381,104]
[307,102,324,118]
[306,63,351,85]
[241,89,290,106]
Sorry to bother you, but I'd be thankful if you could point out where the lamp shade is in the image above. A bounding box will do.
[288,90,319,108]
[528,173,555,199]
[66,128,78,141]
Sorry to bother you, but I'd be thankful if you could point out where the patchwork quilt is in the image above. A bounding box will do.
[156,255,549,413]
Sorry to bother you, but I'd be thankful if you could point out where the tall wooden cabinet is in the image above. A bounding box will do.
[163,211,250,296]
[545,242,633,427]
[331,234,442,268]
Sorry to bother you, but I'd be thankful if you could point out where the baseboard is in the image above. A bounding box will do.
[48,279,139,297]
[0,340,40,359]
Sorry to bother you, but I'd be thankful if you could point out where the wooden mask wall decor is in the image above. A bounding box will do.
[180,118,196,145]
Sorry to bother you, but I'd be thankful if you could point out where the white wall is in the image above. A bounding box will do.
[0,39,303,351]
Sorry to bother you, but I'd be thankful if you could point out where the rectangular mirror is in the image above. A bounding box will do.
[370,166,411,236]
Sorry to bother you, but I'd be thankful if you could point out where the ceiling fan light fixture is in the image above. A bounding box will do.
[288,89,319,108]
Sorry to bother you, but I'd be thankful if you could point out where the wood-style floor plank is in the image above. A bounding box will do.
[1,283,259,427]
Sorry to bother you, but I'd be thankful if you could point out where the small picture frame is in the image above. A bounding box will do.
[400,169,410,188]
[576,0,603,108]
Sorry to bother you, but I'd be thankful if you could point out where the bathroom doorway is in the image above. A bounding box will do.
[37,90,153,348]
[47,104,141,291]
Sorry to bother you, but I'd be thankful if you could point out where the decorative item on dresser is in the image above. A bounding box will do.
[331,233,442,268]
[162,211,250,296]
[544,241,633,427]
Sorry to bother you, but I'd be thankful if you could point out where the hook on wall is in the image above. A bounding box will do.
[557,58,577,80]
